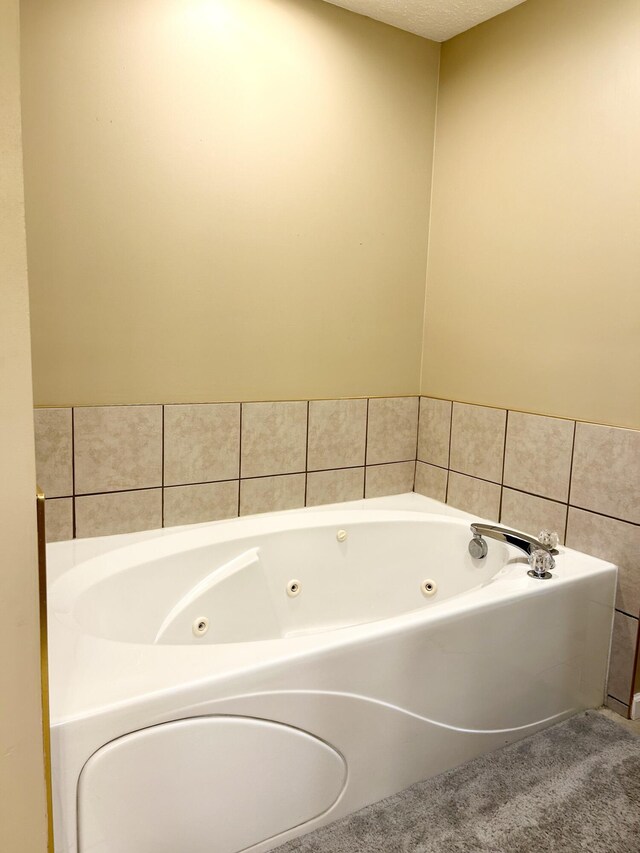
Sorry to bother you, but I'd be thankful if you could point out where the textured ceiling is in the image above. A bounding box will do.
[320,0,528,41]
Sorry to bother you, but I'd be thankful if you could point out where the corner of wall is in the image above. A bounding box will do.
[418,41,442,398]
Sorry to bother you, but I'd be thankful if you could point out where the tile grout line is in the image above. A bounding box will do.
[71,408,76,539]
[565,503,640,529]
[365,458,417,468]
[502,484,567,506]
[161,405,165,528]
[296,461,379,474]
[237,404,243,517]
[614,607,640,622]
[497,410,509,523]
[564,420,578,544]
[304,401,310,507]
[448,468,503,489]
[75,485,179,499]
[72,459,416,503]
[412,397,420,493]
[444,401,453,504]
[363,399,370,498]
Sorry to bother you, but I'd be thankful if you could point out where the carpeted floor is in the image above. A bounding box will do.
[274,711,640,853]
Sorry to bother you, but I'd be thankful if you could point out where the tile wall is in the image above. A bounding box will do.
[34,397,419,541]
[34,394,640,717]
[415,397,640,718]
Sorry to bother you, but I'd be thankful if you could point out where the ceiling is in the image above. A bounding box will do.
[320,0,527,41]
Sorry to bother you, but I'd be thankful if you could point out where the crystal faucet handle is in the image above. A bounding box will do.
[538,529,559,550]
[527,549,555,579]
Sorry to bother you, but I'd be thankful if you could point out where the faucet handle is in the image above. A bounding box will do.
[528,549,555,579]
[468,533,488,559]
[538,529,559,550]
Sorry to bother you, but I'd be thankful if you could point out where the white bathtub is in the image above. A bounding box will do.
[47,493,617,853]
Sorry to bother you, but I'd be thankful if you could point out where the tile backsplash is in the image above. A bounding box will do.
[414,396,640,718]
[35,397,420,543]
[35,394,639,717]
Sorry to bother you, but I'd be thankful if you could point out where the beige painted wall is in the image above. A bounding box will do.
[422,0,640,429]
[0,0,48,849]
[22,0,440,407]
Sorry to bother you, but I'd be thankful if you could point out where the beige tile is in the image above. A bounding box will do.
[74,406,162,494]
[164,403,240,486]
[34,408,73,497]
[607,611,639,704]
[75,489,162,538]
[307,399,367,471]
[571,422,640,524]
[365,461,415,498]
[503,412,574,501]
[500,488,567,543]
[605,696,630,718]
[366,397,419,465]
[306,468,364,507]
[449,403,506,483]
[241,402,307,478]
[163,481,239,527]
[447,472,501,520]
[45,498,73,543]
[240,474,306,516]
[417,397,451,468]
[414,462,448,503]
[566,508,640,618]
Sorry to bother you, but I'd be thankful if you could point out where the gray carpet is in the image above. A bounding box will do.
[274,711,640,853]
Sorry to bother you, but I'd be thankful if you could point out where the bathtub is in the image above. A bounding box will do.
[47,493,617,853]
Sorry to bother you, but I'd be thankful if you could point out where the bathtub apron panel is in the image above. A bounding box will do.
[77,716,346,853]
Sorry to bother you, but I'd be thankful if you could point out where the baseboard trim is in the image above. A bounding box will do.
[631,693,640,721]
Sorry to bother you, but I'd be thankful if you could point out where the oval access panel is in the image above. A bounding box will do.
[78,716,346,853]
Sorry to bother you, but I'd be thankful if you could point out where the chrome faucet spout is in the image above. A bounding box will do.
[469,523,559,559]
[468,523,558,579]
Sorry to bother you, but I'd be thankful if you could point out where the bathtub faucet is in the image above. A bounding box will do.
[468,523,559,579]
